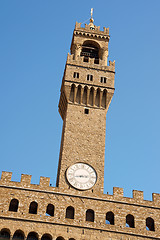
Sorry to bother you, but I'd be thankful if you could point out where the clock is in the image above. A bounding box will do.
[66,163,97,190]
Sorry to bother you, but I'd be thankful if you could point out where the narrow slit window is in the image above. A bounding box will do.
[100,77,107,83]
[87,74,93,81]
[73,72,79,78]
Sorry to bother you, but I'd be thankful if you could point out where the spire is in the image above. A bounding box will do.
[89,8,95,30]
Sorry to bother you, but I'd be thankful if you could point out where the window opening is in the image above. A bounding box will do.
[29,201,38,214]
[146,217,155,231]
[46,204,54,217]
[0,230,10,240]
[73,72,79,78]
[27,232,38,240]
[106,211,114,225]
[9,198,19,212]
[126,214,134,228]
[41,234,52,240]
[87,74,93,81]
[86,209,94,222]
[100,77,107,83]
[84,108,89,114]
[66,206,74,219]
[13,231,24,240]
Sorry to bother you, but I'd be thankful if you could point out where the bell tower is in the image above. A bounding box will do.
[57,16,115,195]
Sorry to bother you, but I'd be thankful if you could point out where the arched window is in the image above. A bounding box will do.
[86,209,94,222]
[106,211,114,225]
[29,201,38,214]
[69,84,75,102]
[81,41,99,63]
[126,214,134,228]
[56,237,64,240]
[27,232,38,240]
[89,87,94,106]
[101,90,107,108]
[66,206,74,219]
[9,198,19,212]
[41,234,52,240]
[146,217,155,231]
[95,88,100,107]
[0,229,10,240]
[46,204,54,217]
[13,230,24,240]
[76,85,81,104]
[82,86,87,105]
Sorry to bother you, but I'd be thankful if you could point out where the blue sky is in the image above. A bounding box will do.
[0,0,160,200]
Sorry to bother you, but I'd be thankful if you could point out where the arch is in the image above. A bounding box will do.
[86,209,94,222]
[9,198,19,212]
[29,201,38,214]
[101,90,107,108]
[82,86,87,105]
[76,85,81,104]
[66,206,74,219]
[13,230,25,240]
[126,214,134,228]
[106,211,114,225]
[41,234,52,240]
[0,229,10,240]
[89,87,94,106]
[146,217,155,231]
[81,40,100,62]
[95,88,100,107]
[46,204,54,217]
[56,237,64,240]
[69,84,75,103]
[27,232,38,240]
[69,239,75,240]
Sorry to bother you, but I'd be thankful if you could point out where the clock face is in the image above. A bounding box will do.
[66,163,97,190]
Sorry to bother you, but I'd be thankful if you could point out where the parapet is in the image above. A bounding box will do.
[1,172,160,207]
[0,171,55,191]
[66,53,115,72]
[75,22,109,37]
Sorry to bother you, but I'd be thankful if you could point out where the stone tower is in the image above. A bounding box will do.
[57,19,115,195]
[0,17,160,240]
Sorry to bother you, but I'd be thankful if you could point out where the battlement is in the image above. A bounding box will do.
[1,171,160,207]
[75,22,109,37]
[67,53,115,72]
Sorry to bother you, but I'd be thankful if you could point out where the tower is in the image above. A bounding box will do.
[57,17,115,195]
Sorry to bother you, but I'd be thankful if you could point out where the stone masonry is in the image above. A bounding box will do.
[0,20,160,240]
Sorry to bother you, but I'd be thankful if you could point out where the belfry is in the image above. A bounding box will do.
[0,13,160,240]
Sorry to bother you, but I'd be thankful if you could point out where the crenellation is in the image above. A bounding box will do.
[39,176,50,187]
[1,171,12,183]
[21,174,32,186]
[113,187,124,198]
[152,193,160,203]
[133,190,144,201]
[75,22,109,36]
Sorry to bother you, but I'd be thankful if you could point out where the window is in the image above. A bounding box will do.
[87,74,93,81]
[29,201,38,214]
[27,232,38,240]
[13,230,24,240]
[9,198,19,212]
[126,214,134,228]
[66,206,74,219]
[146,217,155,231]
[46,204,54,217]
[56,237,65,240]
[84,108,89,114]
[86,209,94,222]
[73,72,79,78]
[0,229,10,240]
[41,234,52,240]
[100,77,107,83]
[106,211,114,225]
